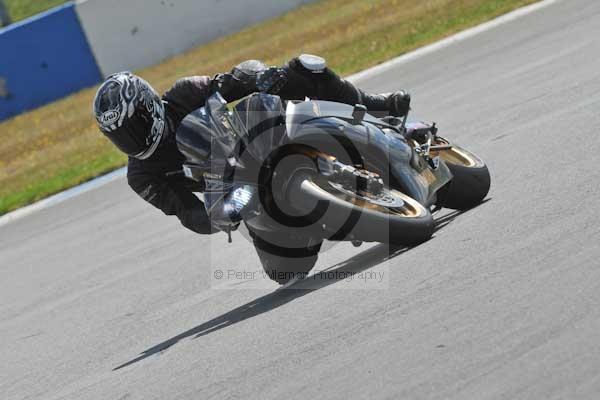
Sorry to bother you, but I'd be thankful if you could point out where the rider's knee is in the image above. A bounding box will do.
[288,54,338,81]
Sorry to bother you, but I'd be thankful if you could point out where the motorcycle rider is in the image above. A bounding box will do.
[93,54,411,280]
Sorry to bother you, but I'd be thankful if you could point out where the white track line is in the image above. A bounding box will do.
[0,0,560,227]
[0,167,126,227]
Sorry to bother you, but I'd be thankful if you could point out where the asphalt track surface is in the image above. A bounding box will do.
[2,1,600,398]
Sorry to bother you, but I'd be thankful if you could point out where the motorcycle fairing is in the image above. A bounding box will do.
[177,94,452,226]
[285,100,396,137]
[285,100,452,206]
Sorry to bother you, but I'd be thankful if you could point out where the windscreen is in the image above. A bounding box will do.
[231,93,286,162]
[205,92,246,158]
[205,92,287,164]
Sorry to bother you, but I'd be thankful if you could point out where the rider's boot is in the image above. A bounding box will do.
[284,54,412,117]
[359,90,411,118]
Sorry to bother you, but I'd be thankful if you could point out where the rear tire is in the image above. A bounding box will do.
[289,174,435,247]
[249,227,322,285]
[256,247,320,285]
[436,143,491,210]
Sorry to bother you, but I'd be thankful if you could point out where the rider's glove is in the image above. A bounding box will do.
[211,73,252,102]
[256,67,288,94]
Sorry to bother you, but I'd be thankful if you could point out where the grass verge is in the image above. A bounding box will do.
[4,0,68,22]
[0,0,538,215]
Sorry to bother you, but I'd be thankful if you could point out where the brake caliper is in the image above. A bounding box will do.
[318,156,384,195]
[408,122,443,170]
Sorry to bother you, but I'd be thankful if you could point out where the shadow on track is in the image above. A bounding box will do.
[114,208,472,371]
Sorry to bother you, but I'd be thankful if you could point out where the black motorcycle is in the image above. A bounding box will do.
[176,92,490,284]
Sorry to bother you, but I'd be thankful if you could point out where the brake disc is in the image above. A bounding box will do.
[327,182,405,208]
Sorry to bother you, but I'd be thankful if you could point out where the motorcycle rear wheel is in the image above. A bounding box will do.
[434,140,491,210]
[288,172,435,246]
[249,228,322,285]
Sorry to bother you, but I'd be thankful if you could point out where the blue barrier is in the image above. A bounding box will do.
[0,3,102,121]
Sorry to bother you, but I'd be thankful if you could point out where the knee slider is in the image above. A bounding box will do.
[298,54,327,73]
[289,54,332,76]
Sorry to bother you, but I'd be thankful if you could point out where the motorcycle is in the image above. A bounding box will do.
[176,92,490,284]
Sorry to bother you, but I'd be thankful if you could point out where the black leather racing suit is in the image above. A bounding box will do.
[127,57,404,235]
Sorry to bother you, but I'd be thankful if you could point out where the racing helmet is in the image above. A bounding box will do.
[93,72,165,159]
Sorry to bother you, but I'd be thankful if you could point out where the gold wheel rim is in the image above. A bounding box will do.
[413,137,481,167]
[314,178,424,218]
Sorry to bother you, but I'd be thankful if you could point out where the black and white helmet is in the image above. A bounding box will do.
[93,72,165,159]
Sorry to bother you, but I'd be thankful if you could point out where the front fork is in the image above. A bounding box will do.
[360,124,453,207]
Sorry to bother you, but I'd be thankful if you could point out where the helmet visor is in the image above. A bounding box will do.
[102,110,153,157]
